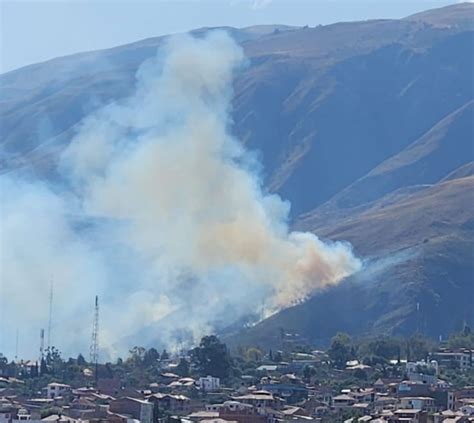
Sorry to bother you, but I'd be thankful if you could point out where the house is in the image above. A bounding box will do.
[397,381,431,398]
[405,361,439,386]
[392,409,428,423]
[199,377,220,393]
[260,383,308,404]
[255,366,278,374]
[205,401,266,423]
[399,397,437,413]
[187,411,220,422]
[46,383,71,400]
[148,393,191,415]
[233,391,284,413]
[433,409,473,423]
[109,397,153,423]
[332,394,356,410]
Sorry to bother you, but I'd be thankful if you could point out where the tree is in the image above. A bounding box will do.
[161,349,170,360]
[45,346,63,375]
[273,351,283,363]
[448,330,474,349]
[77,354,86,366]
[354,368,367,380]
[328,333,353,369]
[176,358,190,377]
[0,354,8,376]
[144,348,160,367]
[302,365,316,382]
[190,335,232,379]
[245,347,263,362]
[40,358,48,375]
[128,346,146,366]
[408,336,434,361]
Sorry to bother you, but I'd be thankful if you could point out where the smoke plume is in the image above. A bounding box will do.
[0,32,361,359]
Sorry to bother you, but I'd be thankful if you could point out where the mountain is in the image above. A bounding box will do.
[1,3,473,347]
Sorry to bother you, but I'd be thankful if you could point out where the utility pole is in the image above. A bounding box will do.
[90,295,99,385]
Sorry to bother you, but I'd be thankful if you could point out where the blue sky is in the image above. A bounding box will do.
[0,0,459,73]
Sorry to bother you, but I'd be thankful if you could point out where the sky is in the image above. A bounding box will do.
[0,0,460,74]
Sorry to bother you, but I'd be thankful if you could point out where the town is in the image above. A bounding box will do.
[1,329,473,423]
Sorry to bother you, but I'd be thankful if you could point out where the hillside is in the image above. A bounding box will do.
[1,3,473,348]
[231,174,474,348]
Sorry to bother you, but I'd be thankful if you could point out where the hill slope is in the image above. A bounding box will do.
[232,174,474,348]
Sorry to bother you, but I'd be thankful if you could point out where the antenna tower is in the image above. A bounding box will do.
[39,329,45,363]
[90,295,99,384]
[47,280,54,349]
[15,329,19,361]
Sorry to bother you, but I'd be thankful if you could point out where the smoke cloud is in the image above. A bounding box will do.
[0,31,361,359]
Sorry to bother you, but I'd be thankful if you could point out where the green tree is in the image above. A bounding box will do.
[245,347,263,362]
[191,335,232,379]
[45,346,63,375]
[273,351,283,363]
[176,358,190,377]
[448,330,474,349]
[0,354,8,376]
[408,336,434,361]
[77,354,86,366]
[40,358,48,375]
[328,333,353,369]
[128,346,146,366]
[302,365,316,382]
[144,348,160,367]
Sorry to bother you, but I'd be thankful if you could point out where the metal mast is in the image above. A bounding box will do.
[90,295,99,383]
[15,329,19,361]
[47,280,54,349]
[39,329,45,363]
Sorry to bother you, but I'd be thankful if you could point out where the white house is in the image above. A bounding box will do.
[47,383,71,399]
[198,376,220,392]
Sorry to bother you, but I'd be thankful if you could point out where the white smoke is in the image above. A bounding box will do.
[0,31,361,359]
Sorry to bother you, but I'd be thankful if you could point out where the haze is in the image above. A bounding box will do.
[0,0,461,74]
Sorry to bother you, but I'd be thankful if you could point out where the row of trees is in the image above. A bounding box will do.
[2,327,472,389]
[328,326,474,370]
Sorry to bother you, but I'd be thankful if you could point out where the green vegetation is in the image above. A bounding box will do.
[1,328,473,394]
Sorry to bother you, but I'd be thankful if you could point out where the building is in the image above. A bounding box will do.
[431,351,473,371]
[392,409,428,423]
[399,397,437,413]
[46,383,71,400]
[398,381,431,398]
[332,394,356,410]
[199,377,220,393]
[233,391,284,413]
[204,401,266,423]
[260,384,308,405]
[148,393,191,415]
[109,397,153,423]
